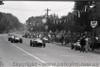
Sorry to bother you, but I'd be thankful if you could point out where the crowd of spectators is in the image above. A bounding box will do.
[24,30,100,52]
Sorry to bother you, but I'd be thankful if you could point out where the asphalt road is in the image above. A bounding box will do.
[0,34,100,67]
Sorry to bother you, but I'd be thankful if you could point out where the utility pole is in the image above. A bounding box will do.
[44,8,51,32]
[45,8,51,18]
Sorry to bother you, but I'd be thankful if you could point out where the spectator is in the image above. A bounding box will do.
[60,35,64,45]
[85,37,91,52]
[80,37,86,52]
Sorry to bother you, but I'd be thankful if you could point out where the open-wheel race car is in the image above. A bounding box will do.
[84,36,100,51]
[71,40,81,50]
[8,34,23,43]
[8,33,14,41]
[90,37,100,51]
[90,42,100,51]
[42,36,50,43]
[30,38,46,47]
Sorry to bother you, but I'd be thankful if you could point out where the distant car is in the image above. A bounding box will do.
[90,42,100,51]
[30,38,45,47]
[42,37,50,43]
[90,37,100,51]
[8,33,14,41]
[22,34,31,38]
[8,35,23,43]
[71,40,81,50]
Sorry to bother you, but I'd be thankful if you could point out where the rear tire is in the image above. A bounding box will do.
[20,39,23,43]
[11,40,14,43]
[71,45,74,50]
[30,40,33,47]
[91,48,94,51]
[8,38,10,41]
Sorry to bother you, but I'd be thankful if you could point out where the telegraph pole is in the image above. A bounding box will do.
[45,8,51,18]
[44,8,51,32]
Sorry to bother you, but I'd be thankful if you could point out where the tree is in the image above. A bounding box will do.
[0,12,22,33]
[60,12,75,32]
[73,1,96,32]
[47,14,59,32]
[74,1,100,33]
[26,16,44,32]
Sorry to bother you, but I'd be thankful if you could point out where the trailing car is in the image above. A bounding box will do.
[90,42,100,51]
[90,37,100,51]
[22,33,31,38]
[30,38,45,47]
[71,40,81,50]
[42,37,50,43]
[8,35,23,43]
[8,33,14,41]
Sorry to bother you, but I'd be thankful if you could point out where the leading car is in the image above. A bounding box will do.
[30,38,46,47]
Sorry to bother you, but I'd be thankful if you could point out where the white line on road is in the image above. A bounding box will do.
[12,43,46,63]
[4,37,54,67]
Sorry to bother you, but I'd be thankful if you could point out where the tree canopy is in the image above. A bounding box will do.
[0,12,23,33]
[73,1,100,32]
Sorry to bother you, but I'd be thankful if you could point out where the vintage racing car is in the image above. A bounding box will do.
[8,35,23,43]
[87,36,100,51]
[42,37,50,43]
[8,33,14,41]
[30,38,46,47]
[71,40,81,50]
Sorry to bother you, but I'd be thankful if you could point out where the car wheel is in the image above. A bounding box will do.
[71,45,74,50]
[75,46,78,50]
[30,40,33,47]
[32,42,35,47]
[90,45,94,51]
[20,39,23,43]
[11,40,13,43]
[91,48,94,51]
[43,43,45,47]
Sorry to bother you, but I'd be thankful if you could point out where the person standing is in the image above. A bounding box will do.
[80,36,86,52]
[60,35,64,45]
[85,37,91,52]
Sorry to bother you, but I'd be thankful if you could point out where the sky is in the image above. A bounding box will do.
[0,1,75,23]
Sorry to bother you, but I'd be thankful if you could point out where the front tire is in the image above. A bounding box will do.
[20,39,23,43]
[43,43,45,47]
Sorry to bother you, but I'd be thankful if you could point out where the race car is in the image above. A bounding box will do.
[22,33,31,38]
[8,35,23,43]
[8,33,14,41]
[90,39,100,51]
[71,40,81,50]
[42,37,50,43]
[30,38,46,47]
